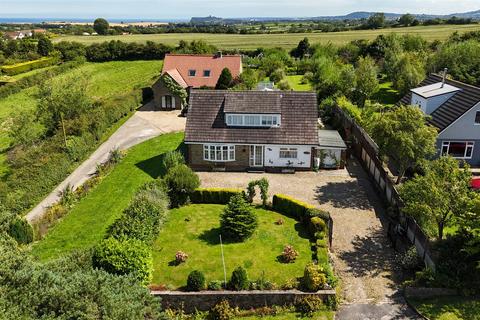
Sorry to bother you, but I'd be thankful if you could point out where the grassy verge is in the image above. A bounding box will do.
[30,132,184,261]
[286,75,312,91]
[234,310,334,319]
[408,296,480,320]
[152,204,313,288]
[53,24,480,49]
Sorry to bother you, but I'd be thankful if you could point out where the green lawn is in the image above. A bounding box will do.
[234,311,334,320]
[372,81,400,107]
[0,60,164,177]
[409,296,480,320]
[152,204,313,288]
[54,24,480,49]
[30,132,184,261]
[286,75,312,91]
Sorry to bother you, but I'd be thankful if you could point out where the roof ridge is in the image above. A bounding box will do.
[431,73,480,91]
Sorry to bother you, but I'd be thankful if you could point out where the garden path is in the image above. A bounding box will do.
[197,159,421,319]
[25,103,185,223]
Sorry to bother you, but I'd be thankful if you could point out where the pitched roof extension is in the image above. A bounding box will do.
[400,74,480,132]
[185,90,319,145]
[161,54,242,88]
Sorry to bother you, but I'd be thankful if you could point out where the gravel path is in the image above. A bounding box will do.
[197,160,421,319]
[26,104,185,223]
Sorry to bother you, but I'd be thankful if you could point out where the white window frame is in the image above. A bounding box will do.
[225,113,281,127]
[441,141,474,159]
[203,144,235,162]
[279,148,298,159]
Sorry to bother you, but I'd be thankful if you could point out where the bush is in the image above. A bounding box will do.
[246,178,269,206]
[187,270,206,291]
[309,217,327,238]
[295,296,324,315]
[1,57,57,75]
[107,180,169,244]
[270,68,286,83]
[162,150,185,172]
[208,300,235,320]
[207,280,223,291]
[399,246,422,271]
[281,245,299,263]
[303,263,327,292]
[93,237,153,284]
[164,164,200,207]
[277,79,291,91]
[220,195,258,242]
[272,194,315,221]
[175,251,188,264]
[190,188,244,204]
[8,217,33,244]
[228,266,249,291]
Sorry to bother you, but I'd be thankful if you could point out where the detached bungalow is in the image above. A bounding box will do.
[152,53,242,110]
[184,90,346,172]
[401,73,480,166]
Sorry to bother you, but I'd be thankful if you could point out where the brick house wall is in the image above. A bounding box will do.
[152,79,182,110]
[188,144,249,171]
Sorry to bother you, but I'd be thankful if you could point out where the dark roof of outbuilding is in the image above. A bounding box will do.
[185,90,319,145]
[400,74,480,132]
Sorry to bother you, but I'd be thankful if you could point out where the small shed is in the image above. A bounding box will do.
[316,130,347,169]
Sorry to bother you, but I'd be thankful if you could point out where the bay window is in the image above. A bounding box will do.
[441,141,474,159]
[203,145,235,162]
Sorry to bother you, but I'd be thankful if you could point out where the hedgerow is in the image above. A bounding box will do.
[1,57,58,75]
[190,188,244,204]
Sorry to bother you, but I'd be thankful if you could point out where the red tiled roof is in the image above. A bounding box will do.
[165,69,188,88]
[161,54,242,88]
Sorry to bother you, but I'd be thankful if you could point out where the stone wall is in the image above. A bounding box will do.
[152,290,336,313]
[404,287,458,299]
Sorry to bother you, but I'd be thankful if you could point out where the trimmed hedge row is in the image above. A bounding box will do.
[1,57,58,76]
[190,188,244,205]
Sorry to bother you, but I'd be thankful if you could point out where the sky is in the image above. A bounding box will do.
[0,0,479,20]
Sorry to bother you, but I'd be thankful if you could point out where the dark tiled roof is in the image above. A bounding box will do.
[185,90,319,145]
[400,74,480,132]
[224,93,281,114]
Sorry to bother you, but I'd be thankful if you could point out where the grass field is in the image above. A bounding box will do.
[53,24,480,49]
[234,311,334,320]
[151,204,313,288]
[30,132,184,261]
[0,60,164,176]
[408,296,480,320]
[286,75,313,91]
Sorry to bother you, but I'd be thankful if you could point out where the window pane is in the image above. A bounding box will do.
[210,146,215,160]
[448,142,467,158]
[229,146,235,160]
[204,146,209,160]
[475,112,480,124]
[216,146,222,160]
[223,146,228,160]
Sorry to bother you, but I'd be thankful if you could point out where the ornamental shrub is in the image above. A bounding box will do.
[228,266,249,291]
[8,217,33,244]
[246,178,269,206]
[164,164,200,207]
[272,194,314,221]
[207,280,223,291]
[208,300,234,320]
[303,263,327,292]
[162,150,185,172]
[190,188,243,204]
[295,296,324,316]
[187,270,206,291]
[281,245,299,263]
[220,194,258,241]
[215,68,233,90]
[93,237,153,284]
[175,251,188,264]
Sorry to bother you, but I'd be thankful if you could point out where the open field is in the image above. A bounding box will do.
[151,204,315,288]
[0,60,164,175]
[30,132,184,261]
[53,24,480,49]
[408,296,480,320]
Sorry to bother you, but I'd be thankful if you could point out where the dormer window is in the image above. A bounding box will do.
[203,70,211,77]
[188,69,196,76]
[226,113,281,127]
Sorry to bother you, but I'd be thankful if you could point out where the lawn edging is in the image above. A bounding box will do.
[151,289,336,313]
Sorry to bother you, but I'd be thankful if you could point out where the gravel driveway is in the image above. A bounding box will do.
[26,103,185,223]
[197,160,420,319]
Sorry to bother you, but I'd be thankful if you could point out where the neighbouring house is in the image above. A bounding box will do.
[400,73,480,166]
[152,53,242,110]
[184,90,346,172]
[3,29,47,40]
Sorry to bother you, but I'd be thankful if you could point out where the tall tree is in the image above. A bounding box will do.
[291,37,311,59]
[399,13,415,26]
[353,56,379,107]
[37,36,53,56]
[215,68,233,89]
[93,18,110,35]
[370,105,437,184]
[366,13,386,29]
[400,156,472,240]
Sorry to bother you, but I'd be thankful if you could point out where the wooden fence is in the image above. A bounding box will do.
[331,106,436,270]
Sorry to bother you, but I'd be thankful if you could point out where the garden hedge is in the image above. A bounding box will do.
[1,57,58,76]
[190,188,244,205]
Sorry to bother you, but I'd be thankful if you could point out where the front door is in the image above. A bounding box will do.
[249,145,264,167]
